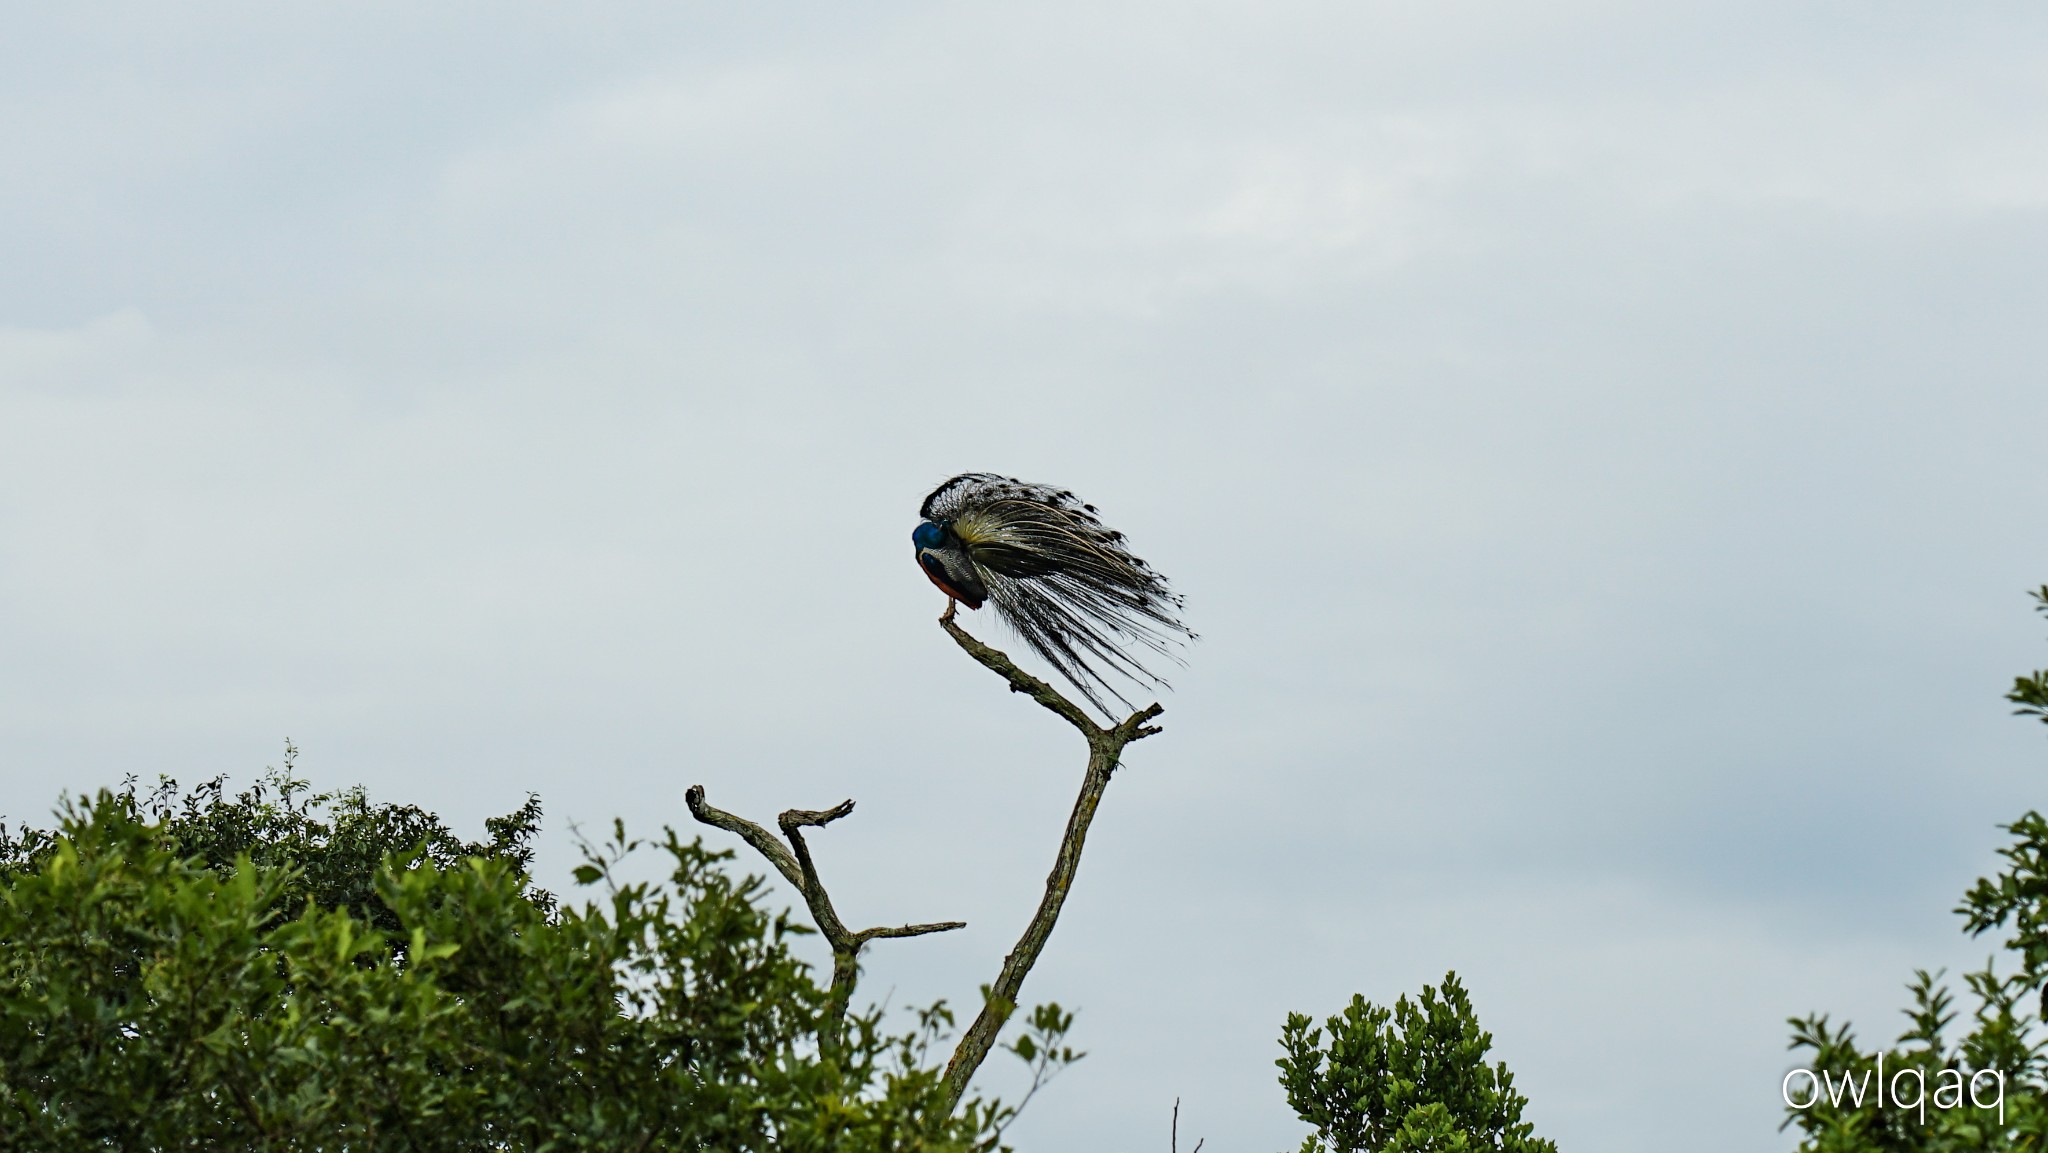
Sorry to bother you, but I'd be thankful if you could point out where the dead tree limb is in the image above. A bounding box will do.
[684,785,964,1033]
[684,608,1162,1111]
[935,612,1163,1114]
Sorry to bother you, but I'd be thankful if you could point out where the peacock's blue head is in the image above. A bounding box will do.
[912,520,948,551]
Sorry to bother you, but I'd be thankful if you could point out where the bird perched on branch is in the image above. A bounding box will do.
[912,472,1194,714]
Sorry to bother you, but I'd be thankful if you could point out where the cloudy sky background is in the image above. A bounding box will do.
[6,3,2048,1148]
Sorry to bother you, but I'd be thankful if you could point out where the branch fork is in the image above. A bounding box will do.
[687,611,1165,1113]
[683,786,964,1031]
[931,613,1162,1109]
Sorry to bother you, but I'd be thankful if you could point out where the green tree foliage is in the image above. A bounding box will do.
[0,764,1030,1152]
[2010,588,2048,727]
[0,744,552,941]
[1785,968,2043,1151]
[1783,587,2048,1151]
[1277,971,1555,1153]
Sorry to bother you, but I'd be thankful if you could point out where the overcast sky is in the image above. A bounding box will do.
[6,4,2048,1149]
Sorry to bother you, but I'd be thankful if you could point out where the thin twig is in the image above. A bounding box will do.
[781,801,856,829]
[1172,1097,1204,1153]
[989,1034,1075,1145]
[935,615,1163,1113]
[853,922,968,945]
[685,785,964,1033]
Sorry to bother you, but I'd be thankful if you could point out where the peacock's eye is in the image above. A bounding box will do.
[911,521,947,550]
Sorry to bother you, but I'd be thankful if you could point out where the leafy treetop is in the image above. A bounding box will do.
[1277,971,1556,1153]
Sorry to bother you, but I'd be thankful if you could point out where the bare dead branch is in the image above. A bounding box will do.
[774,817,851,941]
[935,616,1164,1113]
[853,921,968,945]
[780,800,856,829]
[683,786,803,891]
[688,608,1165,1109]
[685,784,963,1033]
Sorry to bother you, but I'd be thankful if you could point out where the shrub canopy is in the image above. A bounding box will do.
[0,766,1002,1152]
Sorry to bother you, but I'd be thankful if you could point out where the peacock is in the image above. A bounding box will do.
[912,472,1194,714]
